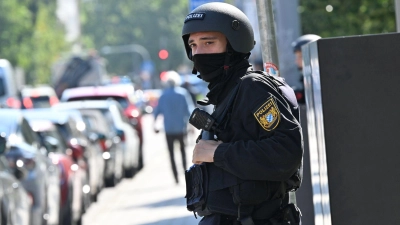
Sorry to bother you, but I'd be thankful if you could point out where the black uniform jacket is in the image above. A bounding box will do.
[212,71,303,187]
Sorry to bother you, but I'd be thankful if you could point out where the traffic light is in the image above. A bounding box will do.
[158,49,169,60]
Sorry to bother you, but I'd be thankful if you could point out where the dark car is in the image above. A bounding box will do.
[60,85,144,170]
[0,134,30,225]
[23,109,90,225]
[0,109,61,225]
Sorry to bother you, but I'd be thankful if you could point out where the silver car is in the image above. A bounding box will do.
[0,134,31,225]
[53,100,139,184]
[0,109,61,225]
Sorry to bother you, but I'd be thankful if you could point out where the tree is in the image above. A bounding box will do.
[299,0,396,38]
[81,0,189,81]
[0,0,67,85]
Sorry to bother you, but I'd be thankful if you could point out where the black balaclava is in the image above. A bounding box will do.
[192,43,251,105]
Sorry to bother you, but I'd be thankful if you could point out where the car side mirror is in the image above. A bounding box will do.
[68,138,84,161]
[14,167,26,180]
[44,136,59,153]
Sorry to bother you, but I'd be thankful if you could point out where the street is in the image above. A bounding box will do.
[82,114,200,225]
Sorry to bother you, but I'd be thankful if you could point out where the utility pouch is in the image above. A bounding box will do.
[185,163,211,217]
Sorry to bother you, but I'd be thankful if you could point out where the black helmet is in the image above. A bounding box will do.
[291,34,321,52]
[182,2,255,60]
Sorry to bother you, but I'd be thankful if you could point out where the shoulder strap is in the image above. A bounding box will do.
[211,83,240,123]
[201,82,241,140]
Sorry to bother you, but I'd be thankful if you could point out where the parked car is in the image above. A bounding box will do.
[20,85,59,109]
[0,59,20,108]
[60,85,144,170]
[51,108,105,202]
[0,109,60,225]
[53,100,139,182]
[0,135,31,225]
[23,109,90,225]
[78,108,121,187]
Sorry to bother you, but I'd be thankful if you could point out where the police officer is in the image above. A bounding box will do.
[292,34,321,71]
[182,2,303,225]
[291,34,321,103]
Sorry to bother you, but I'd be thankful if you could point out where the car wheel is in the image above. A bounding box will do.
[138,143,144,171]
[0,201,6,225]
[60,185,73,225]
[104,174,116,188]
[124,165,135,179]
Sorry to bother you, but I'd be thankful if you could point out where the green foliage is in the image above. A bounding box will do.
[0,0,33,67]
[30,2,67,84]
[299,0,396,38]
[81,0,189,77]
[0,0,67,85]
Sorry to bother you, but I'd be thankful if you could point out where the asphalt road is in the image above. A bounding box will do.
[82,114,200,225]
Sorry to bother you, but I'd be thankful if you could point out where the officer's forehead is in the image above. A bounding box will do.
[188,31,226,43]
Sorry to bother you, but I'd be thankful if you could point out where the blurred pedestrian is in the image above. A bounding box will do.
[291,34,321,103]
[153,70,194,184]
[182,2,303,225]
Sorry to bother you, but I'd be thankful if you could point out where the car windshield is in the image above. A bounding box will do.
[31,96,51,108]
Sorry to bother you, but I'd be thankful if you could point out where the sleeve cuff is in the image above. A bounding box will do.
[213,143,229,167]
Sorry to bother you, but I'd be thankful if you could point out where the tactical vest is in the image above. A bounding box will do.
[186,70,303,220]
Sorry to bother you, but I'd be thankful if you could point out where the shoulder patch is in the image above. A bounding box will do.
[253,97,280,131]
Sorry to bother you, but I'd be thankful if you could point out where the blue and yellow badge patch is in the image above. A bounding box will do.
[253,97,280,131]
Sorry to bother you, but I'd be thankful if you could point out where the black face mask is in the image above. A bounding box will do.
[192,53,226,82]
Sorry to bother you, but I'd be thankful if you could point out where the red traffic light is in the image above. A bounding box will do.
[158,49,169,60]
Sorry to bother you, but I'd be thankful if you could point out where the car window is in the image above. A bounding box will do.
[69,96,129,109]
[118,106,129,123]
[21,119,40,146]
[38,129,67,153]
[31,96,51,108]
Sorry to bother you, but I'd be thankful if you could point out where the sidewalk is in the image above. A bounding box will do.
[82,115,200,225]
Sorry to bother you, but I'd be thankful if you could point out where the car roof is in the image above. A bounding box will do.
[21,85,57,97]
[53,99,120,110]
[61,85,134,101]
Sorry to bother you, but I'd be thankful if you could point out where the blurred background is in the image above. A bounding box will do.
[0,0,398,225]
[1,0,397,94]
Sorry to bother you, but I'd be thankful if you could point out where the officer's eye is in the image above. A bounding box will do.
[189,43,196,49]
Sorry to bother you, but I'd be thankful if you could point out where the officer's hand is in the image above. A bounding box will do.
[192,139,222,164]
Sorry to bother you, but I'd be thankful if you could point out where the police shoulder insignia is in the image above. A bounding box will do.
[253,97,280,131]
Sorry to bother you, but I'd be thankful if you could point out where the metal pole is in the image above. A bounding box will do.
[255,0,297,204]
[396,0,400,32]
[255,0,280,76]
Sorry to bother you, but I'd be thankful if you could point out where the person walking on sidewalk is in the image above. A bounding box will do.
[182,2,303,225]
[153,70,195,184]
